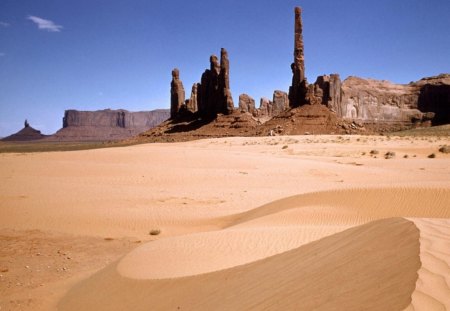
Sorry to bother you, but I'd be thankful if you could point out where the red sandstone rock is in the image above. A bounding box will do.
[288,7,309,107]
[170,68,185,119]
[238,94,256,114]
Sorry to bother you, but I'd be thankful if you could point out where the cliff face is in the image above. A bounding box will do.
[51,109,169,141]
[322,74,450,126]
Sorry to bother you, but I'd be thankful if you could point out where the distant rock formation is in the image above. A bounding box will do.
[2,121,47,141]
[170,68,185,119]
[51,109,169,141]
[156,5,449,138]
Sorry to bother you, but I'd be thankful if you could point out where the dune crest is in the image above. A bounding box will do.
[59,218,420,311]
[118,187,450,279]
[404,218,450,310]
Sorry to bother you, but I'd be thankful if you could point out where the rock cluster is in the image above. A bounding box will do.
[238,91,289,118]
[164,6,449,133]
[171,48,235,120]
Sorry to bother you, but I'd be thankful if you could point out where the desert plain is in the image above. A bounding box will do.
[1,134,450,310]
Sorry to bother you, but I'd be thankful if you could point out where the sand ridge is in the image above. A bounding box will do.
[59,218,421,311]
[118,187,450,279]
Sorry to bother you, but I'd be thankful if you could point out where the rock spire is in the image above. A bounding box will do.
[289,7,309,107]
[170,68,185,119]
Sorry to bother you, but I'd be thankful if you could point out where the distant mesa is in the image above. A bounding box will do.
[48,109,169,141]
[144,6,450,140]
[1,120,48,141]
[3,109,170,143]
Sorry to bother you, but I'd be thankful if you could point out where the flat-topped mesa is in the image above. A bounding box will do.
[170,68,185,119]
[289,7,309,107]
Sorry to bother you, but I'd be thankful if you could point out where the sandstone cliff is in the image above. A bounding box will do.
[50,109,169,141]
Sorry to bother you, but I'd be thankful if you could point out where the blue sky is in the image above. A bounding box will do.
[1,0,449,136]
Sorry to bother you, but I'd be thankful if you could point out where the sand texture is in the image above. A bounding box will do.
[1,135,450,310]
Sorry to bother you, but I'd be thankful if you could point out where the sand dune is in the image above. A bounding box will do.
[405,218,450,310]
[59,218,420,311]
[117,187,450,279]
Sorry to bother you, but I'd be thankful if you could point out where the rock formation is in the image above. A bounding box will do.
[170,68,185,119]
[258,98,273,117]
[170,48,234,120]
[52,109,169,141]
[2,122,47,141]
[272,91,289,115]
[186,83,198,113]
[288,7,309,107]
[219,48,235,115]
[159,6,449,136]
[239,94,256,114]
[197,49,235,118]
[416,75,450,125]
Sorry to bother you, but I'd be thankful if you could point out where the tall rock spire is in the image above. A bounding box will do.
[294,7,305,83]
[289,7,309,107]
[170,68,185,119]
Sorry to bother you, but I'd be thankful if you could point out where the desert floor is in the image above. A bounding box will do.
[1,135,450,310]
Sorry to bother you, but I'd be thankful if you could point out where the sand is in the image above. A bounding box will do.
[1,134,450,310]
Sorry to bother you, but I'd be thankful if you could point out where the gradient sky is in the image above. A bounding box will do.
[1,0,449,136]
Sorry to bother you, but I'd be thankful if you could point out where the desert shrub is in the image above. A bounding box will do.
[384,151,396,159]
[438,145,450,154]
[149,229,161,236]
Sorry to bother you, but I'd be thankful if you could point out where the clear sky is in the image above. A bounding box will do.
[1,0,449,136]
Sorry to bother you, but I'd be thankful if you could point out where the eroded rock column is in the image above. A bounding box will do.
[170,68,185,119]
[289,7,309,107]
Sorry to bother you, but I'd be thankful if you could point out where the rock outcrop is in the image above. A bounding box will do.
[239,94,256,114]
[288,7,309,107]
[197,48,234,119]
[1,121,47,141]
[170,68,185,119]
[272,90,289,115]
[186,83,198,113]
[155,5,449,139]
[51,109,169,141]
[171,48,235,120]
[416,75,450,125]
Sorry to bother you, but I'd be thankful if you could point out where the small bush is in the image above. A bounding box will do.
[282,145,288,149]
[438,145,450,154]
[384,151,396,159]
[428,153,436,159]
[370,150,379,155]
[149,229,161,236]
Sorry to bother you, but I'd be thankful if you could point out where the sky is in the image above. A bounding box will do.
[1,0,449,136]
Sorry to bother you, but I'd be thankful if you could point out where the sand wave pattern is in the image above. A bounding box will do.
[118,187,449,279]
[59,218,420,311]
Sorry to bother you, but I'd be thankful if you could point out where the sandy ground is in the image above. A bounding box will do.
[1,134,450,310]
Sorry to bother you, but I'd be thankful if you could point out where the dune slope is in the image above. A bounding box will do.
[59,218,420,311]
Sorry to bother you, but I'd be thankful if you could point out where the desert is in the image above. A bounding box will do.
[1,134,450,310]
[1,2,450,311]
